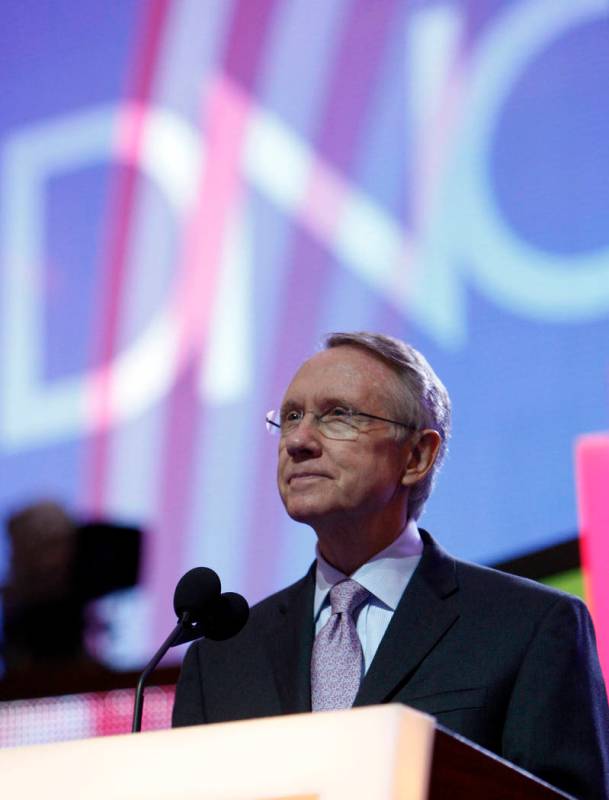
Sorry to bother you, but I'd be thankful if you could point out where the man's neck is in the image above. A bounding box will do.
[315,515,412,575]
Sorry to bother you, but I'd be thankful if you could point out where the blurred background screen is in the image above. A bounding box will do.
[0,0,607,709]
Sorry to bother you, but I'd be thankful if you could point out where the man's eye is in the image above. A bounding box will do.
[326,407,351,419]
[282,410,301,423]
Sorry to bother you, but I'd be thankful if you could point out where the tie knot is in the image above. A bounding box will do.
[329,579,369,615]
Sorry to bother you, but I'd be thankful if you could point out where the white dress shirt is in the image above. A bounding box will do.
[313,519,423,673]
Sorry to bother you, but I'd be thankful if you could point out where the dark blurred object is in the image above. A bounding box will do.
[74,520,141,602]
[0,501,142,696]
[492,533,579,580]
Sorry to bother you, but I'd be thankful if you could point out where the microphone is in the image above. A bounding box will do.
[132,567,249,732]
[196,591,250,641]
[172,567,221,644]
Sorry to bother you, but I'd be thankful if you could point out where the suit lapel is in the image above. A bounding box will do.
[354,531,459,707]
[264,564,315,715]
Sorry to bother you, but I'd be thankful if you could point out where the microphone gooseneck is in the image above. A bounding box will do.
[132,567,249,733]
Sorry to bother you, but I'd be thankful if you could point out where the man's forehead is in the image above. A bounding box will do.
[281,346,394,403]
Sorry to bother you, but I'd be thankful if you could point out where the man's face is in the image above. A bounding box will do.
[277,346,410,530]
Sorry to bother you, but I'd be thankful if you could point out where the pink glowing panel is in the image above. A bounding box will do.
[0,687,174,747]
[575,433,609,686]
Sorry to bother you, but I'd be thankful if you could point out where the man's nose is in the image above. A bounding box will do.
[284,413,323,457]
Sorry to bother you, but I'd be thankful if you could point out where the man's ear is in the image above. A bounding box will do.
[401,429,442,487]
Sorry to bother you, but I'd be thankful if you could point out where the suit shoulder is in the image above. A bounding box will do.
[454,554,585,612]
[422,531,582,612]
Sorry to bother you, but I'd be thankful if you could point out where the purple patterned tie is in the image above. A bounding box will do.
[311,579,370,711]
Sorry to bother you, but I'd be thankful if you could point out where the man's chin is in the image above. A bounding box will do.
[286,507,320,524]
[285,500,332,525]
[280,485,341,526]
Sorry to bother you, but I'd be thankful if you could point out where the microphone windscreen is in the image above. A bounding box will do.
[173,567,221,619]
[201,591,250,641]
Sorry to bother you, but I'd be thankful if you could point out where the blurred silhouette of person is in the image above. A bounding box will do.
[1,500,141,696]
[2,501,85,673]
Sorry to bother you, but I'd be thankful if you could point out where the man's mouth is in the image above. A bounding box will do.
[288,472,329,485]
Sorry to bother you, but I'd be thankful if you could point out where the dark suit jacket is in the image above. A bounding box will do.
[173,532,609,799]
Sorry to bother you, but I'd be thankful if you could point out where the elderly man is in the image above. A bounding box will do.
[173,332,609,798]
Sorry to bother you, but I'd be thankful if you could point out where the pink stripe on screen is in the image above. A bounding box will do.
[575,433,609,686]
[147,74,254,642]
[171,75,252,363]
[85,101,151,433]
[85,0,170,513]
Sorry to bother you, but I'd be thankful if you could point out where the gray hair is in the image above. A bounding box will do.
[323,331,451,520]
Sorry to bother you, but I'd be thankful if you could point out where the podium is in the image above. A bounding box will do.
[0,704,572,799]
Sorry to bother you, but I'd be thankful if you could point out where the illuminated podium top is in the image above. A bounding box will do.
[1,704,571,800]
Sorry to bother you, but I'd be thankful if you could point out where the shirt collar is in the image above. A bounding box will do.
[314,519,423,619]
